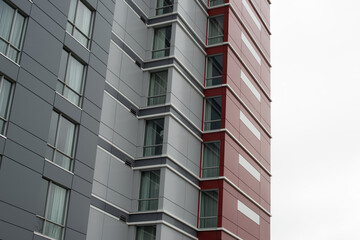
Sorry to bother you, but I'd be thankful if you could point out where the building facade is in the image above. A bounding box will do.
[0,0,271,239]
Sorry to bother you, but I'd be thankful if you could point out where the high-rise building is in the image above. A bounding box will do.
[0,0,271,239]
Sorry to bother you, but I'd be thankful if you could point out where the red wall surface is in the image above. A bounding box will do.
[199,0,271,239]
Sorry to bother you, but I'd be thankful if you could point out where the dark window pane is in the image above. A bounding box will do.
[144,119,164,156]
[206,55,223,86]
[202,142,220,178]
[200,190,218,228]
[136,226,156,240]
[204,97,222,130]
[148,71,167,106]
[208,15,224,45]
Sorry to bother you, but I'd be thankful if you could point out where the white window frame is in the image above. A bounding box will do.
[36,182,69,240]
[0,75,14,136]
[56,49,86,107]
[45,111,77,172]
[0,0,27,63]
[66,0,93,48]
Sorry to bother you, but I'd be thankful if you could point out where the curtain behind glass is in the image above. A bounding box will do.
[0,1,14,41]
[75,1,91,36]
[136,226,156,240]
[66,56,84,93]
[153,26,171,58]
[68,0,77,23]
[200,190,218,228]
[153,28,166,58]
[0,78,12,118]
[156,0,173,15]
[139,170,160,211]
[64,55,84,105]
[44,183,67,240]
[209,0,224,6]
[148,71,167,106]
[204,97,221,130]
[208,15,224,45]
[202,142,220,178]
[144,119,164,156]
[10,13,25,48]
[55,116,75,170]
[206,55,223,86]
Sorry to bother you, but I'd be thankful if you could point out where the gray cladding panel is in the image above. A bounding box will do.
[3,138,44,173]
[54,93,82,123]
[17,68,55,105]
[9,84,52,140]
[92,14,113,56]
[0,54,20,81]
[0,157,43,213]
[83,68,106,110]
[66,191,91,234]
[65,228,86,240]
[22,18,63,75]
[86,208,104,240]
[0,220,33,240]
[76,126,98,168]
[43,160,73,188]
[6,122,47,159]
[0,200,36,232]
[30,3,65,42]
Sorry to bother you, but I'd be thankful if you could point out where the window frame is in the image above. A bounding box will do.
[147,70,168,106]
[136,225,157,240]
[199,189,219,228]
[207,14,224,45]
[0,0,27,63]
[143,118,165,157]
[138,170,160,211]
[155,0,174,15]
[152,26,172,59]
[66,0,94,48]
[203,96,222,131]
[205,54,223,87]
[37,181,69,240]
[0,75,14,136]
[45,111,78,172]
[56,49,86,107]
[208,0,225,7]
[201,141,220,178]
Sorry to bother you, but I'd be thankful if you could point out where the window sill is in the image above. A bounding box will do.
[65,31,91,52]
[33,232,56,240]
[0,52,21,67]
[0,134,7,140]
[55,91,83,111]
[44,158,74,175]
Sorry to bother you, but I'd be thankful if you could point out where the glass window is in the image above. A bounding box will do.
[45,111,76,171]
[136,225,156,240]
[152,26,171,59]
[143,118,164,157]
[57,49,85,106]
[156,0,173,15]
[148,70,167,106]
[204,96,222,131]
[199,190,218,228]
[206,54,223,86]
[0,76,13,135]
[209,0,224,6]
[208,15,224,45]
[67,0,92,47]
[202,141,220,178]
[38,182,68,240]
[0,0,26,62]
[138,170,160,211]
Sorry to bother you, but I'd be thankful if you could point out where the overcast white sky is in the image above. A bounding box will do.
[271,0,360,239]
